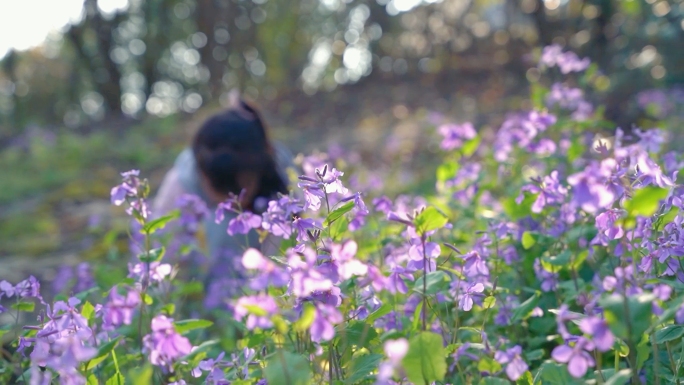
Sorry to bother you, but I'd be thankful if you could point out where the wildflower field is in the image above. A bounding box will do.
[2,45,684,385]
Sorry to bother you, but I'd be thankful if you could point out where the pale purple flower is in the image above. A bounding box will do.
[373,196,393,214]
[233,294,278,330]
[459,282,485,311]
[540,44,590,73]
[567,161,616,214]
[310,303,343,342]
[387,266,415,294]
[227,212,262,235]
[142,315,193,368]
[495,345,529,381]
[321,167,349,195]
[177,194,208,234]
[534,259,558,292]
[461,251,489,277]
[128,262,172,283]
[242,248,289,290]
[518,171,568,213]
[103,287,140,330]
[438,122,476,151]
[192,352,226,383]
[292,217,320,243]
[552,337,595,378]
[579,316,614,352]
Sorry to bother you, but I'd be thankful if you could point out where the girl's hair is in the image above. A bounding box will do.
[192,100,288,211]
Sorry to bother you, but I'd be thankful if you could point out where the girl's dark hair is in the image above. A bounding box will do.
[192,101,288,211]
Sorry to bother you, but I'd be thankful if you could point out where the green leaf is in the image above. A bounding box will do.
[141,210,179,234]
[12,301,35,312]
[329,215,349,241]
[366,303,392,324]
[477,356,502,374]
[87,337,121,370]
[160,303,175,315]
[345,353,383,384]
[129,365,154,385]
[81,301,95,321]
[337,321,378,349]
[413,270,451,295]
[139,247,165,263]
[503,194,534,220]
[402,332,447,384]
[141,293,153,305]
[521,232,536,250]
[604,369,632,385]
[516,371,534,385]
[483,296,496,309]
[293,302,316,332]
[176,281,204,296]
[512,292,540,322]
[462,136,481,157]
[105,372,125,385]
[536,361,583,385]
[87,374,98,385]
[182,339,219,361]
[524,349,544,361]
[636,333,650,370]
[414,206,449,234]
[174,319,213,334]
[436,161,460,182]
[655,325,684,343]
[599,294,655,342]
[624,187,669,218]
[324,201,355,227]
[264,351,311,385]
[411,301,424,331]
[479,377,510,385]
[244,304,269,317]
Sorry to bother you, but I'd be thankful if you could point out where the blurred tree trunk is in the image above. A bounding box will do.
[1,50,20,129]
[65,0,125,115]
[196,0,232,99]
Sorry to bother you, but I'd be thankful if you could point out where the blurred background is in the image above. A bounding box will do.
[1,0,683,281]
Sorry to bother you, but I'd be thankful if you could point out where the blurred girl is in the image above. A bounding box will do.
[152,96,295,292]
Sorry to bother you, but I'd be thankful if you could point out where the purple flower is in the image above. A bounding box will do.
[534,259,558,292]
[461,251,489,277]
[518,171,568,213]
[242,248,289,290]
[384,338,409,365]
[373,196,393,214]
[103,287,140,330]
[540,44,590,73]
[299,181,325,212]
[142,315,193,368]
[128,261,173,283]
[376,338,409,384]
[579,316,614,352]
[292,217,320,243]
[552,337,595,378]
[234,294,279,330]
[310,303,343,342]
[387,266,415,294]
[438,122,476,151]
[321,167,349,195]
[192,351,227,382]
[567,161,616,214]
[408,240,441,261]
[458,282,485,311]
[227,212,262,235]
[287,248,334,297]
[176,194,208,234]
[495,345,529,381]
